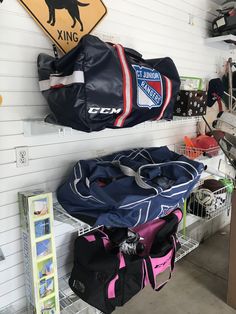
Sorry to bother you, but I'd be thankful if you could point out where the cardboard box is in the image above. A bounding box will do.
[19,191,60,314]
[174,90,207,117]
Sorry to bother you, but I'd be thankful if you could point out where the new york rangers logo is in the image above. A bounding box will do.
[132,65,163,109]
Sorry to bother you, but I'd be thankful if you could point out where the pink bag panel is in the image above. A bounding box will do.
[134,219,165,255]
[149,249,173,277]
[143,259,150,286]
[133,209,182,255]
[119,252,126,269]
[107,252,126,299]
[174,209,183,222]
[84,235,96,242]
[108,275,119,299]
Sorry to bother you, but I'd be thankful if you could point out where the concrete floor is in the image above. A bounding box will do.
[115,226,236,314]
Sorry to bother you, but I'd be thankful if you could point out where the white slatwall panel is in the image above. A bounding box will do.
[0,0,235,310]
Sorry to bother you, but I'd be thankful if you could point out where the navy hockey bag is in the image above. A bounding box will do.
[57,147,204,227]
[69,209,182,314]
[37,35,180,132]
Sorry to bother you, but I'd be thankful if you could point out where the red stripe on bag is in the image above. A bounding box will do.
[155,76,172,120]
[114,44,133,127]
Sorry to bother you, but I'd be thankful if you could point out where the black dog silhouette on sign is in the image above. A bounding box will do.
[45,0,89,30]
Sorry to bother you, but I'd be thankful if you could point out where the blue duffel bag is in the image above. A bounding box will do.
[57,147,204,227]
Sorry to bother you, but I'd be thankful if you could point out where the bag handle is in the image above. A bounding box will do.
[106,41,144,61]
[111,161,155,190]
[112,159,198,192]
[124,48,144,62]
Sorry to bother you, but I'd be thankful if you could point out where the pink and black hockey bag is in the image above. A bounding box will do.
[37,35,180,132]
[69,209,182,314]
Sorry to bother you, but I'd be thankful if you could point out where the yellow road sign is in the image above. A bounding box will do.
[19,0,107,53]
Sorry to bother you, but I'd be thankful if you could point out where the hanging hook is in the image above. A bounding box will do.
[52,44,59,60]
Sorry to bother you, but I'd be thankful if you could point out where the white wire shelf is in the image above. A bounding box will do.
[53,203,102,236]
[175,143,222,161]
[175,233,199,262]
[0,276,102,314]
[59,275,102,314]
[23,116,200,137]
[205,34,236,45]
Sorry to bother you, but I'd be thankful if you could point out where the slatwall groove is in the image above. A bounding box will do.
[0,24,51,40]
[0,287,26,310]
[1,37,52,51]
[0,168,68,194]
[0,125,196,151]
[0,131,197,179]
[0,275,25,297]
[0,264,24,285]
[0,91,46,107]
[155,0,217,21]
[0,0,234,310]
[94,26,225,64]
[108,1,210,35]
[100,12,208,43]
[0,215,20,233]
[0,178,62,207]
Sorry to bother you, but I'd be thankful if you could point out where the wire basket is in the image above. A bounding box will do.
[175,144,221,160]
[175,233,199,262]
[187,184,232,220]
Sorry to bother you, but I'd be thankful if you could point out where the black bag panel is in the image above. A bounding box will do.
[120,257,144,306]
[146,57,180,84]
[37,53,56,81]
[69,263,115,314]
[83,37,124,131]
[74,233,119,271]
[38,48,90,131]
[150,213,179,256]
[43,84,89,131]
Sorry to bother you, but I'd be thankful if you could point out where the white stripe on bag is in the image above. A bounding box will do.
[39,70,85,91]
[133,208,143,227]
[114,44,133,127]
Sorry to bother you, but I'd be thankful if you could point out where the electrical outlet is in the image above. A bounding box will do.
[15,146,29,167]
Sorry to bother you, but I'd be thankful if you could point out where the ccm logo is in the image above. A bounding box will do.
[154,256,171,268]
[88,107,122,114]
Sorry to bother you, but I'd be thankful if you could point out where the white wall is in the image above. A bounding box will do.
[0,0,235,311]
